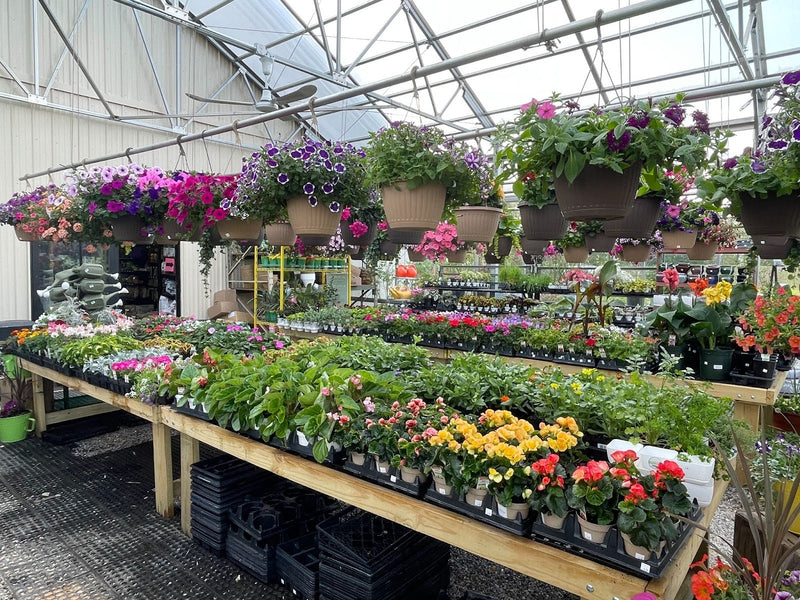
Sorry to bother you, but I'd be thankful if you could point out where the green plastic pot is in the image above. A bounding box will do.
[0,412,35,443]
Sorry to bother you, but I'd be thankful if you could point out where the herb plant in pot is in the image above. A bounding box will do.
[697,70,800,242]
[239,138,370,246]
[497,95,708,221]
[0,356,34,443]
[365,122,464,232]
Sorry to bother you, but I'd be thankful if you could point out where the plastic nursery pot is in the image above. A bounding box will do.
[661,230,697,250]
[698,347,734,381]
[553,163,641,221]
[0,412,36,443]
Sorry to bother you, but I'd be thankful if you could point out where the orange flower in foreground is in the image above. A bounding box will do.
[688,278,709,297]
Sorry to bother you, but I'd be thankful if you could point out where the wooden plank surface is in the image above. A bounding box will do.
[165,409,726,600]
[45,402,120,425]
[179,432,199,535]
[151,420,174,518]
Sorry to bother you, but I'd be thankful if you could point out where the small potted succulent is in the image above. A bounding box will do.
[365,122,467,232]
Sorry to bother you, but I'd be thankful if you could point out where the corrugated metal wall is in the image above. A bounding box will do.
[0,0,293,320]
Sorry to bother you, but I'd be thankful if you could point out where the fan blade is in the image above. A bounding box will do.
[275,84,317,104]
[186,92,255,107]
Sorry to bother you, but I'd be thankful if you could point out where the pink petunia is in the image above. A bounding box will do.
[536,101,556,119]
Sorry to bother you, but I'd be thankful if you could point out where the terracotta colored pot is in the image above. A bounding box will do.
[286,195,340,244]
[661,230,697,250]
[381,181,446,231]
[497,501,530,521]
[454,206,503,243]
[576,513,612,544]
[519,204,567,240]
[685,240,718,261]
[603,194,662,238]
[620,243,651,263]
[540,512,566,529]
[554,163,641,221]
[264,222,296,247]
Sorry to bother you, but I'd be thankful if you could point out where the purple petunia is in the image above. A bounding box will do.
[107,201,125,212]
[722,157,738,170]
[691,110,710,135]
[663,104,686,126]
[322,182,334,194]
[100,183,114,195]
[606,129,631,152]
[303,182,315,194]
[328,201,340,213]
[792,122,800,142]
[627,111,650,129]
[277,173,289,184]
[88,202,97,214]
[781,70,800,85]
[751,160,766,174]
[333,163,346,174]
[318,149,329,159]
[768,140,789,149]
[308,195,318,207]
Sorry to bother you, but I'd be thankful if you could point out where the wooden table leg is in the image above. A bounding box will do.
[30,372,47,436]
[152,422,174,518]
[180,433,199,536]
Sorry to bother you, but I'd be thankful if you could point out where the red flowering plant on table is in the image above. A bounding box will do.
[616,456,693,554]
[413,222,464,261]
[527,452,570,519]
[735,288,800,357]
[567,450,637,526]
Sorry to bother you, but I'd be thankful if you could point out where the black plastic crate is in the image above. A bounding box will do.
[277,533,320,600]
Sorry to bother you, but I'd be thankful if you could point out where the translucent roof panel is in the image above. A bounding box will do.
[182,0,800,145]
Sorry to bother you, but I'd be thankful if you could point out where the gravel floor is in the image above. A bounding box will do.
[61,425,743,600]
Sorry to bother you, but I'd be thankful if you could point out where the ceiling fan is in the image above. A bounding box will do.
[186,47,317,113]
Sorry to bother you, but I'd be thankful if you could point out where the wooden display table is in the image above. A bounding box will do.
[162,407,727,600]
[18,358,176,518]
[287,331,786,431]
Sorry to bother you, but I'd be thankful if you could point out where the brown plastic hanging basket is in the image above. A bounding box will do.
[584,232,618,253]
[386,227,425,245]
[454,206,503,243]
[287,196,340,246]
[111,215,152,243]
[563,245,590,263]
[264,222,296,247]
[554,163,641,221]
[685,240,718,261]
[752,236,795,259]
[519,204,567,240]
[661,230,697,250]
[14,225,38,242]
[603,194,662,238]
[620,243,651,263]
[739,192,800,239]
[381,181,446,231]
[340,221,377,246]
[216,218,264,245]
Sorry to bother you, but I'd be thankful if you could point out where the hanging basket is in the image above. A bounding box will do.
[584,232,617,253]
[485,236,513,264]
[340,221,377,246]
[386,227,424,245]
[14,225,38,242]
[216,218,264,246]
[381,181,446,231]
[752,236,795,259]
[685,240,718,261]
[407,248,426,262]
[554,163,642,221]
[563,245,589,263]
[379,240,401,257]
[519,204,567,240]
[454,206,503,243]
[111,215,151,243]
[620,243,651,263]
[154,219,181,245]
[661,230,697,250]
[264,222,296,247]
[445,248,467,263]
[603,194,662,238]
[739,192,800,239]
[521,238,551,256]
[286,195,341,245]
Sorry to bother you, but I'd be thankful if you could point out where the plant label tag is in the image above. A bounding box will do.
[598,349,606,358]
[280,579,285,585]
[296,431,309,446]
[496,504,508,518]
[484,508,493,516]
[378,465,388,473]
[476,477,490,490]
[389,475,397,483]
[668,335,677,346]
[568,345,575,353]
[431,466,442,477]
[635,552,646,560]
[558,344,565,353]
[598,443,607,450]
[639,563,651,574]
[713,364,723,370]
[583,531,593,541]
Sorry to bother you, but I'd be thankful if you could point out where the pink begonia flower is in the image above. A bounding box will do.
[520,98,538,112]
[536,101,556,119]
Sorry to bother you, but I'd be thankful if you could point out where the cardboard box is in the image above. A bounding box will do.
[221,311,254,325]
[206,300,237,319]
[213,289,238,304]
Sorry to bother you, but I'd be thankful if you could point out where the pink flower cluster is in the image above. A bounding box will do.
[413,222,464,261]
[111,355,172,375]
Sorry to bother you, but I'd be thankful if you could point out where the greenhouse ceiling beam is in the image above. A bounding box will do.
[311,0,335,75]
[561,0,610,105]
[194,0,233,20]
[38,0,117,119]
[707,0,754,80]
[405,0,494,129]
[133,7,176,129]
[20,0,697,180]
[43,0,90,101]
[379,2,739,104]
[0,57,30,96]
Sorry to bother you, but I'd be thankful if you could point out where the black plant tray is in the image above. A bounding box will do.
[595,357,629,372]
[193,532,226,557]
[283,431,346,466]
[418,338,445,349]
[552,352,596,367]
[191,502,230,533]
[191,455,262,490]
[191,520,227,556]
[529,504,702,580]
[423,486,532,537]
[342,457,429,499]
[172,400,213,421]
[277,533,320,600]
[225,525,279,583]
[729,371,777,389]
